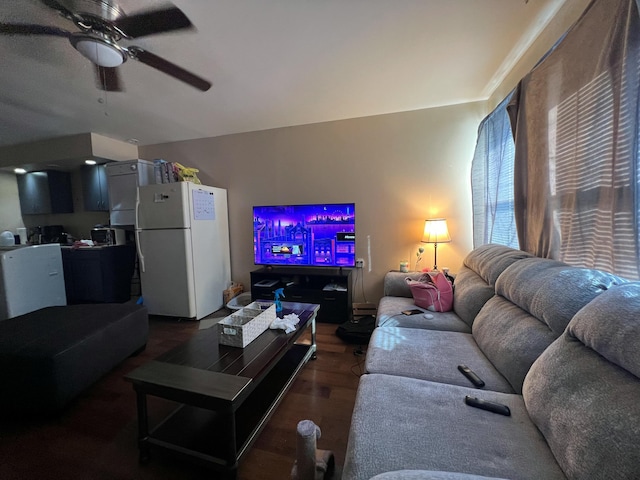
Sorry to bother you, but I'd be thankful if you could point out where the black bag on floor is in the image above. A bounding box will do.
[335,316,376,345]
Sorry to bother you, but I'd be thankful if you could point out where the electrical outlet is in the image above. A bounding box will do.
[356,258,365,268]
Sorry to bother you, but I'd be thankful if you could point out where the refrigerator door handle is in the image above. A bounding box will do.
[135,229,145,273]
[135,187,146,272]
[135,185,141,230]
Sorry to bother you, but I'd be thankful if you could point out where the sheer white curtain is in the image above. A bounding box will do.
[508,0,640,279]
[471,92,518,249]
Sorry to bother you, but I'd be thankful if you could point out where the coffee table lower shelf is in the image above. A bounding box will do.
[140,342,312,475]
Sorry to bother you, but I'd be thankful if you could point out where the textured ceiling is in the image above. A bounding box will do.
[0,0,566,149]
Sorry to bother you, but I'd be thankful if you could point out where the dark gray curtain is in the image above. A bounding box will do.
[508,0,640,279]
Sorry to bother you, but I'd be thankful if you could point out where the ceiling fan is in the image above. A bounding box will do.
[0,0,212,92]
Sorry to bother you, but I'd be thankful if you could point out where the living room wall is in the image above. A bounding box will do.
[488,0,592,109]
[139,102,485,303]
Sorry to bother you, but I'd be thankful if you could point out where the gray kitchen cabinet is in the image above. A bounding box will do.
[16,170,74,215]
[81,164,109,211]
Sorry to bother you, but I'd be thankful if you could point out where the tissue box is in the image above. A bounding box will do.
[217,302,276,348]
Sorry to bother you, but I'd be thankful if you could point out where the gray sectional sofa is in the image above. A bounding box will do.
[342,244,640,480]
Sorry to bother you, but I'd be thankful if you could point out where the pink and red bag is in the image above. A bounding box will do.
[406,272,453,312]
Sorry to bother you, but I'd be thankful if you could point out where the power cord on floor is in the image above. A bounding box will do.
[350,346,366,377]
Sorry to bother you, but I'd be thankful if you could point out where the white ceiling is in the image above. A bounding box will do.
[0,0,566,149]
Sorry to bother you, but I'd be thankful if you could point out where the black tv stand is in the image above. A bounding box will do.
[250,267,353,324]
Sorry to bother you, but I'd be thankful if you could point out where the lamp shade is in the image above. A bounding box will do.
[421,218,451,244]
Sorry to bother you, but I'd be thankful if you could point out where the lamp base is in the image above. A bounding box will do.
[432,243,439,272]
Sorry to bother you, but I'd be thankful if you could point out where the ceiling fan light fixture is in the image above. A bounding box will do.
[71,34,125,67]
[4,2,210,91]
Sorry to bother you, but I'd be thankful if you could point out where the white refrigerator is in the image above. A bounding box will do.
[0,244,67,321]
[136,182,231,319]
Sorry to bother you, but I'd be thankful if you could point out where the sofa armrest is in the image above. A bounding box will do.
[383,271,423,297]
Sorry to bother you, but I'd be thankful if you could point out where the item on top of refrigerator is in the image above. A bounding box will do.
[106,159,155,226]
[175,163,202,184]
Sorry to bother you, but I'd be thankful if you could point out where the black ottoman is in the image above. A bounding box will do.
[0,303,148,414]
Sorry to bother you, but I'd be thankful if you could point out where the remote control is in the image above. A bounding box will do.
[464,396,511,416]
[457,364,485,388]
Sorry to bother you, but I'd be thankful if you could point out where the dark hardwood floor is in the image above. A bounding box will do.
[0,314,364,479]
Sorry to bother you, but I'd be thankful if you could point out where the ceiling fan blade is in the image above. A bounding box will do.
[113,5,192,39]
[0,23,71,37]
[129,47,211,91]
[95,65,123,92]
[40,0,75,18]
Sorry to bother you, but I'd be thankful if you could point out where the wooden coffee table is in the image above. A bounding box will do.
[124,301,319,478]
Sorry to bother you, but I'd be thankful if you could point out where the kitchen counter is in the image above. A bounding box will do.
[61,244,136,304]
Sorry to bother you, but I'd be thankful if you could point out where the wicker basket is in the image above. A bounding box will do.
[217,302,276,348]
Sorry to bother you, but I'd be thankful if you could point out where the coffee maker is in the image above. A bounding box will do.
[31,225,67,244]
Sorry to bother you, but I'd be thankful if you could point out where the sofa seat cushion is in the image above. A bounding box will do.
[365,327,514,393]
[523,283,640,480]
[377,296,470,332]
[370,471,511,480]
[342,373,566,480]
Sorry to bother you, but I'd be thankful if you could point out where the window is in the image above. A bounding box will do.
[471,92,518,249]
[549,70,639,279]
[473,0,640,280]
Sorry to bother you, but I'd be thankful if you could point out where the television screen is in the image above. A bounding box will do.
[253,203,356,267]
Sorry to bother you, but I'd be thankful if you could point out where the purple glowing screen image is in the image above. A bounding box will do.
[253,203,356,267]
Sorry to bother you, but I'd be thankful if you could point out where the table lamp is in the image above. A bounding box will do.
[421,218,451,271]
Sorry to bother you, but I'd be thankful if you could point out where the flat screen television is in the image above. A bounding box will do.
[253,203,356,267]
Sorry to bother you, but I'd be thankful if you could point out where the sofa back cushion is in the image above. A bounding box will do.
[473,257,624,393]
[450,245,533,328]
[451,266,494,327]
[523,283,640,480]
[383,245,531,300]
[462,244,533,286]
